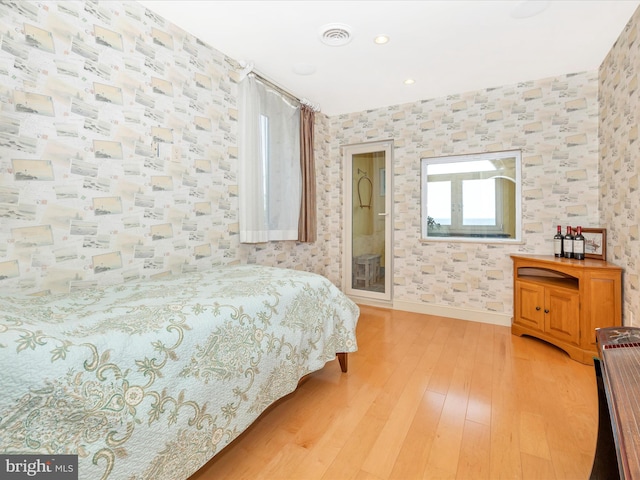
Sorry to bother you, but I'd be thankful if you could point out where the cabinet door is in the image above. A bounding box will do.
[581,271,622,352]
[514,281,545,332]
[544,287,580,345]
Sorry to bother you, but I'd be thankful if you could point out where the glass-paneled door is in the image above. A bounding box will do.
[343,141,392,304]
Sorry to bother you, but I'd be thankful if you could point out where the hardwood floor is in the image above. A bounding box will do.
[189,305,598,480]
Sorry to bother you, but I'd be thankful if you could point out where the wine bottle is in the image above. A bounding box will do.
[553,225,563,257]
[563,226,574,259]
[574,226,585,260]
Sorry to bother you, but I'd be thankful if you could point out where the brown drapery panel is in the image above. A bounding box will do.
[298,105,317,242]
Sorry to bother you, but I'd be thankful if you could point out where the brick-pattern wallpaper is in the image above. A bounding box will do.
[331,71,600,315]
[0,0,331,295]
[599,6,640,327]
[1,0,636,324]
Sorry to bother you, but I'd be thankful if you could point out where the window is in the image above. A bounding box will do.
[421,150,521,242]
[238,75,301,243]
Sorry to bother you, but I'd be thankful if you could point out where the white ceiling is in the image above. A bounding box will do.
[138,0,640,117]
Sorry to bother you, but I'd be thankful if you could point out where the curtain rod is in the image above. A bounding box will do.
[238,61,320,112]
[251,72,299,103]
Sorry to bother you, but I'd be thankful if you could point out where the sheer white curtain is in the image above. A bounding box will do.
[238,74,301,243]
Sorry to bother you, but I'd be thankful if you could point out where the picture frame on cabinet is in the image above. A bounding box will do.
[582,228,606,260]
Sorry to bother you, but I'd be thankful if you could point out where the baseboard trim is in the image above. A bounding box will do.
[392,300,512,327]
[347,295,393,309]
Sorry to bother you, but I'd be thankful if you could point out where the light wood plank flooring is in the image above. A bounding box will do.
[190,305,598,480]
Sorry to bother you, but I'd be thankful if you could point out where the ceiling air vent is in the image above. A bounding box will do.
[319,23,353,47]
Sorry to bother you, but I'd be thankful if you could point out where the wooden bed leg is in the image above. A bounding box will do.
[337,352,348,373]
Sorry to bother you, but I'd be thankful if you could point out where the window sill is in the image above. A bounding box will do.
[420,236,525,245]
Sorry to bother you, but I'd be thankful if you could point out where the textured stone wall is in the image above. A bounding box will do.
[599,6,640,326]
[1,0,635,325]
[0,0,333,294]
[331,71,600,315]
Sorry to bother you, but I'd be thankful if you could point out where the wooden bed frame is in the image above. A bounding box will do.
[337,352,348,372]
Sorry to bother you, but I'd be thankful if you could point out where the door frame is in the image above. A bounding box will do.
[342,140,393,305]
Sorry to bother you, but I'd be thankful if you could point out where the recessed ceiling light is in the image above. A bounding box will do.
[510,0,550,19]
[374,34,389,45]
[404,78,415,85]
[319,23,353,47]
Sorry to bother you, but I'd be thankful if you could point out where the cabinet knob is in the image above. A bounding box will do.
[544,309,549,314]
[536,306,541,311]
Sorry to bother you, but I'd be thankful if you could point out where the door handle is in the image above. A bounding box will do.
[378,212,388,216]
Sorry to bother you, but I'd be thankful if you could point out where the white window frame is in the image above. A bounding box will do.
[421,150,522,243]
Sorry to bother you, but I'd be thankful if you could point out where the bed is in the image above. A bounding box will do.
[0,264,359,480]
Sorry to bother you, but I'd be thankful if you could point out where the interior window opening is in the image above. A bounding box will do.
[421,150,521,242]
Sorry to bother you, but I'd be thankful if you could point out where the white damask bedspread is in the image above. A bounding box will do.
[0,265,359,479]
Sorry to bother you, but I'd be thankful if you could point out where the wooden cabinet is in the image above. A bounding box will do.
[511,255,622,365]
